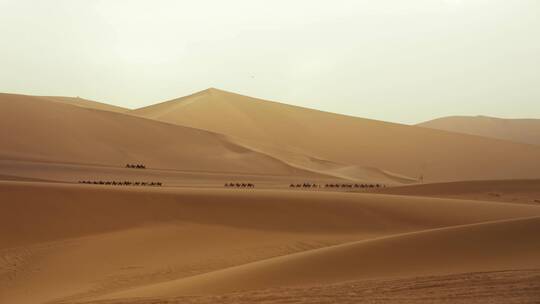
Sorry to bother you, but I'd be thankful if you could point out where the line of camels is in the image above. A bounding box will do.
[223,182,385,189]
[125,164,146,169]
[78,181,162,186]
[224,182,256,188]
[290,183,385,189]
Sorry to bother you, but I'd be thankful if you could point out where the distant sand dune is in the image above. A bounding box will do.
[418,116,540,146]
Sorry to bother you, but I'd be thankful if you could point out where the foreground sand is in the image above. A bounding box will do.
[372,179,540,205]
[2,181,540,304]
[77,270,540,304]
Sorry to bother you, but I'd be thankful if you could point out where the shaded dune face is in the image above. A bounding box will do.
[131,88,540,182]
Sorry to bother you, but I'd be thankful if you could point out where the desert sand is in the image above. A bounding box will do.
[1,89,540,304]
[2,181,540,303]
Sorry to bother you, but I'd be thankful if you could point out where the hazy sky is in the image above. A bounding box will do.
[1,0,539,124]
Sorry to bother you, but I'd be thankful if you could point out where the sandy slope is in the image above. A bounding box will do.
[131,88,540,182]
[102,216,540,298]
[6,181,538,249]
[373,179,540,205]
[39,96,129,113]
[76,270,540,304]
[0,93,406,184]
[0,93,321,177]
[418,116,540,146]
[2,181,540,304]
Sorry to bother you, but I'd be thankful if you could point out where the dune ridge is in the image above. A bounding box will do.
[38,96,130,113]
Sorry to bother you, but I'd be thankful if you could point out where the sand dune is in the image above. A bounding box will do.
[373,179,540,205]
[418,116,540,146]
[39,96,129,113]
[0,93,406,184]
[2,181,540,303]
[0,93,321,177]
[6,181,539,249]
[5,90,540,184]
[131,88,540,182]
[103,216,540,298]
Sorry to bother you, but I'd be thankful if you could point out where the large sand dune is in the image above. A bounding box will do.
[0,93,320,177]
[2,181,540,303]
[418,116,540,146]
[131,88,540,182]
[5,90,540,184]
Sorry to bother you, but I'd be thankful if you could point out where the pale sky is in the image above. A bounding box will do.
[1,0,539,124]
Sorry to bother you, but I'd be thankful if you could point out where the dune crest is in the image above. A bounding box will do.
[39,96,130,113]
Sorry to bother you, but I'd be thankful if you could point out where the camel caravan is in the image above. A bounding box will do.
[224,182,255,188]
[125,164,146,169]
[79,180,162,187]
[290,183,384,189]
